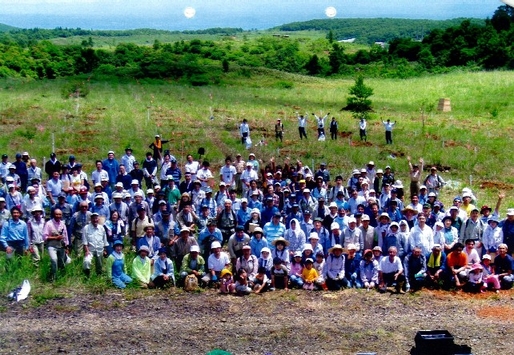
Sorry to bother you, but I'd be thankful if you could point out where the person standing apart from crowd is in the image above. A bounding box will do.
[359,118,367,141]
[275,119,284,142]
[382,119,396,144]
[297,112,308,140]
[329,117,338,140]
[149,135,169,164]
[239,119,250,145]
[313,112,329,139]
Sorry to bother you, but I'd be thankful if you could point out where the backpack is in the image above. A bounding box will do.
[184,274,199,292]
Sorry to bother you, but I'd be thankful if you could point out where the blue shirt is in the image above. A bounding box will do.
[263,221,286,249]
[237,207,251,226]
[0,218,29,249]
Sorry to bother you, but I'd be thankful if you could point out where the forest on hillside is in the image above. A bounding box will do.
[276,17,483,44]
[0,6,513,82]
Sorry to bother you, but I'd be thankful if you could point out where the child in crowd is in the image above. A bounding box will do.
[271,257,289,291]
[301,258,318,290]
[235,268,252,295]
[271,237,290,271]
[253,266,270,294]
[481,254,501,293]
[258,247,273,278]
[289,251,304,288]
[465,263,484,293]
[219,268,235,294]
[313,252,327,289]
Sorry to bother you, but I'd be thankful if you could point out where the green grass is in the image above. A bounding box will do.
[1,69,513,209]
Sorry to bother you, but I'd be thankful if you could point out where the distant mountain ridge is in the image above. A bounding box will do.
[0,23,18,32]
[0,17,484,44]
[275,17,485,43]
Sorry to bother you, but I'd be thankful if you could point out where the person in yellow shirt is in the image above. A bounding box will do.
[301,258,319,290]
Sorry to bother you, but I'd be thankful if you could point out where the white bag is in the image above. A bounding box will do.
[245,137,252,149]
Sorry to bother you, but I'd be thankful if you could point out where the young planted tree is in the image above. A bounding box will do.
[342,75,373,119]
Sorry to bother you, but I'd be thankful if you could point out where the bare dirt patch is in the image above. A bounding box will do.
[480,181,514,191]
[1,288,513,354]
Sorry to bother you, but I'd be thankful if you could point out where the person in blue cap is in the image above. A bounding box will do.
[106,240,132,289]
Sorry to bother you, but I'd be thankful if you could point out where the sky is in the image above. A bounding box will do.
[0,0,504,30]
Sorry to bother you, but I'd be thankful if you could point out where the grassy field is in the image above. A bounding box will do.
[1,69,513,208]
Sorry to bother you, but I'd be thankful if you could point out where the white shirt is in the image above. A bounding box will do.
[185,160,200,180]
[378,256,403,274]
[208,252,230,272]
[408,224,434,256]
[220,165,237,186]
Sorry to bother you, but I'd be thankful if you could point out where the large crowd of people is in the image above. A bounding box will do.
[1,142,513,296]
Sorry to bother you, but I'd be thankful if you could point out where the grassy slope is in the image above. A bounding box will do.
[0,69,513,297]
[1,70,513,205]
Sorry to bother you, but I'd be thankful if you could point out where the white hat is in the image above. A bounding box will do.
[347,217,356,224]
[190,245,200,253]
[346,243,357,251]
[329,202,338,209]
[241,198,248,203]
[361,214,370,221]
[134,191,143,197]
[482,254,492,260]
[261,247,271,254]
[211,241,221,249]
[302,244,313,252]
[303,188,311,193]
[330,222,340,230]
[94,182,102,188]
[308,232,319,240]
[507,208,514,217]
[294,251,303,258]
[115,182,124,188]
[147,189,154,194]
[368,161,375,166]
[131,179,139,185]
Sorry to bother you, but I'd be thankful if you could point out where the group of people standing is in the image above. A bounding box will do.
[239,114,397,145]
[0,143,512,297]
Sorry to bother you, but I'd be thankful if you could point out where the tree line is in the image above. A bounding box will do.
[0,6,513,82]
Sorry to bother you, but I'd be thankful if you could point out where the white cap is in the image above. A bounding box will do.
[211,241,221,249]
[131,179,139,185]
[330,222,340,230]
[308,232,319,240]
[190,245,200,253]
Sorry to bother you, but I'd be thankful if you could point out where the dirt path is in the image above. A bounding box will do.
[0,288,512,354]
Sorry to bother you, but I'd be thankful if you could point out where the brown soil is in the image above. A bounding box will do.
[2,288,512,354]
[351,141,373,147]
[480,181,514,191]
